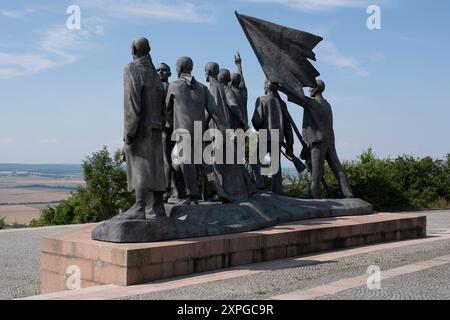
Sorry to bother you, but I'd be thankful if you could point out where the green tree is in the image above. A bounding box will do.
[30,147,133,227]
[284,148,450,212]
[0,216,6,230]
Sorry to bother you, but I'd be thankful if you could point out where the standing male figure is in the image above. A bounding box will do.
[157,62,185,202]
[206,62,250,201]
[277,80,354,199]
[218,68,246,130]
[121,37,166,220]
[231,52,249,128]
[166,57,230,204]
[252,80,294,194]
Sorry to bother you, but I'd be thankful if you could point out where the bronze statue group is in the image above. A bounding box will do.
[121,37,353,221]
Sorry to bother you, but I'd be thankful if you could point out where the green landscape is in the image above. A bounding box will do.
[16,147,450,228]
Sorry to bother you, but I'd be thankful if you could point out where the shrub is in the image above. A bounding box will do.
[0,216,6,230]
[30,147,134,227]
[284,148,450,212]
[30,147,450,227]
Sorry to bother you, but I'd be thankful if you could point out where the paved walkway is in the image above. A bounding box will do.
[2,210,450,300]
[0,225,71,300]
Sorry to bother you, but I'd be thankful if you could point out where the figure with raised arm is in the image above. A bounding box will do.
[277,80,354,199]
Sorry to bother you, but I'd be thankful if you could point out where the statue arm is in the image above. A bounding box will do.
[282,102,295,147]
[225,87,246,127]
[251,98,264,130]
[123,65,142,144]
[165,87,175,130]
[205,88,227,132]
[275,84,312,108]
[235,52,246,88]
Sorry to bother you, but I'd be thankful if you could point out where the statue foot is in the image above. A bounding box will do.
[167,194,185,204]
[209,183,232,204]
[118,206,145,220]
[145,206,167,219]
[255,180,266,190]
[206,194,221,202]
[179,196,200,205]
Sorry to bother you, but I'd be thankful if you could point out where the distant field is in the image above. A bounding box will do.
[0,164,84,226]
[0,188,72,205]
[0,205,41,225]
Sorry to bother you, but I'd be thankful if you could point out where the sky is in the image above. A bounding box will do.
[0,0,449,164]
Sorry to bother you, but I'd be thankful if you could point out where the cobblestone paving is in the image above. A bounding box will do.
[0,226,71,300]
[118,210,450,300]
[0,211,448,300]
[121,237,450,300]
[319,263,450,300]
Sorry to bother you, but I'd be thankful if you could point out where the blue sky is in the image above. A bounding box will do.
[0,0,449,164]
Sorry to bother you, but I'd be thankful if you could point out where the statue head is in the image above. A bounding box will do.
[264,79,276,95]
[205,62,219,82]
[218,68,231,85]
[176,56,193,78]
[157,63,171,82]
[231,73,242,88]
[310,79,325,97]
[131,37,150,59]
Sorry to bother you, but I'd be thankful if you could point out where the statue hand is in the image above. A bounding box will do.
[124,135,135,146]
[285,145,294,157]
[234,52,241,65]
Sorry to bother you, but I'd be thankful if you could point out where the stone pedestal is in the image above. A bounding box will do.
[41,213,426,294]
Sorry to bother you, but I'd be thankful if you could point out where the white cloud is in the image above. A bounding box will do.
[0,9,25,18]
[0,138,16,145]
[318,41,369,77]
[244,0,374,11]
[78,0,215,23]
[0,20,100,79]
[39,138,62,146]
[0,1,213,79]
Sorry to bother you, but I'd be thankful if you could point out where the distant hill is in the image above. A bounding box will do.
[0,164,83,177]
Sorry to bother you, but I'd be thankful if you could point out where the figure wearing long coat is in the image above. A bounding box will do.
[252,91,294,194]
[123,55,166,193]
[166,74,228,198]
[207,78,250,201]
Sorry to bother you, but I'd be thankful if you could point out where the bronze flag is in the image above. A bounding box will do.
[235,11,322,92]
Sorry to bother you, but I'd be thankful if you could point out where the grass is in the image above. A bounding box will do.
[0,216,6,230]
[429,197,450,210]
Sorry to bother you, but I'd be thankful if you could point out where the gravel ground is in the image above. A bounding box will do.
[0,226,71,300]
[120,237,450,300]
[0,211,448,300]
[320,263,450,300]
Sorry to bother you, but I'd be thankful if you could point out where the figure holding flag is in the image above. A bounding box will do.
[276,80,354,199]
[236,11,353,198]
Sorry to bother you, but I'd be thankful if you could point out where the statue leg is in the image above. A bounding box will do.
[326,145,354,198]
[252,140,267,190]
[180,163,201,204]
[162,130,172,193]
[271,147,283,194]
[251,164,266,190]
[168,160,186,203]
[201,164,232,203]
[310,143,327,199]
[145,191,166,218]
[119,188,146,220]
